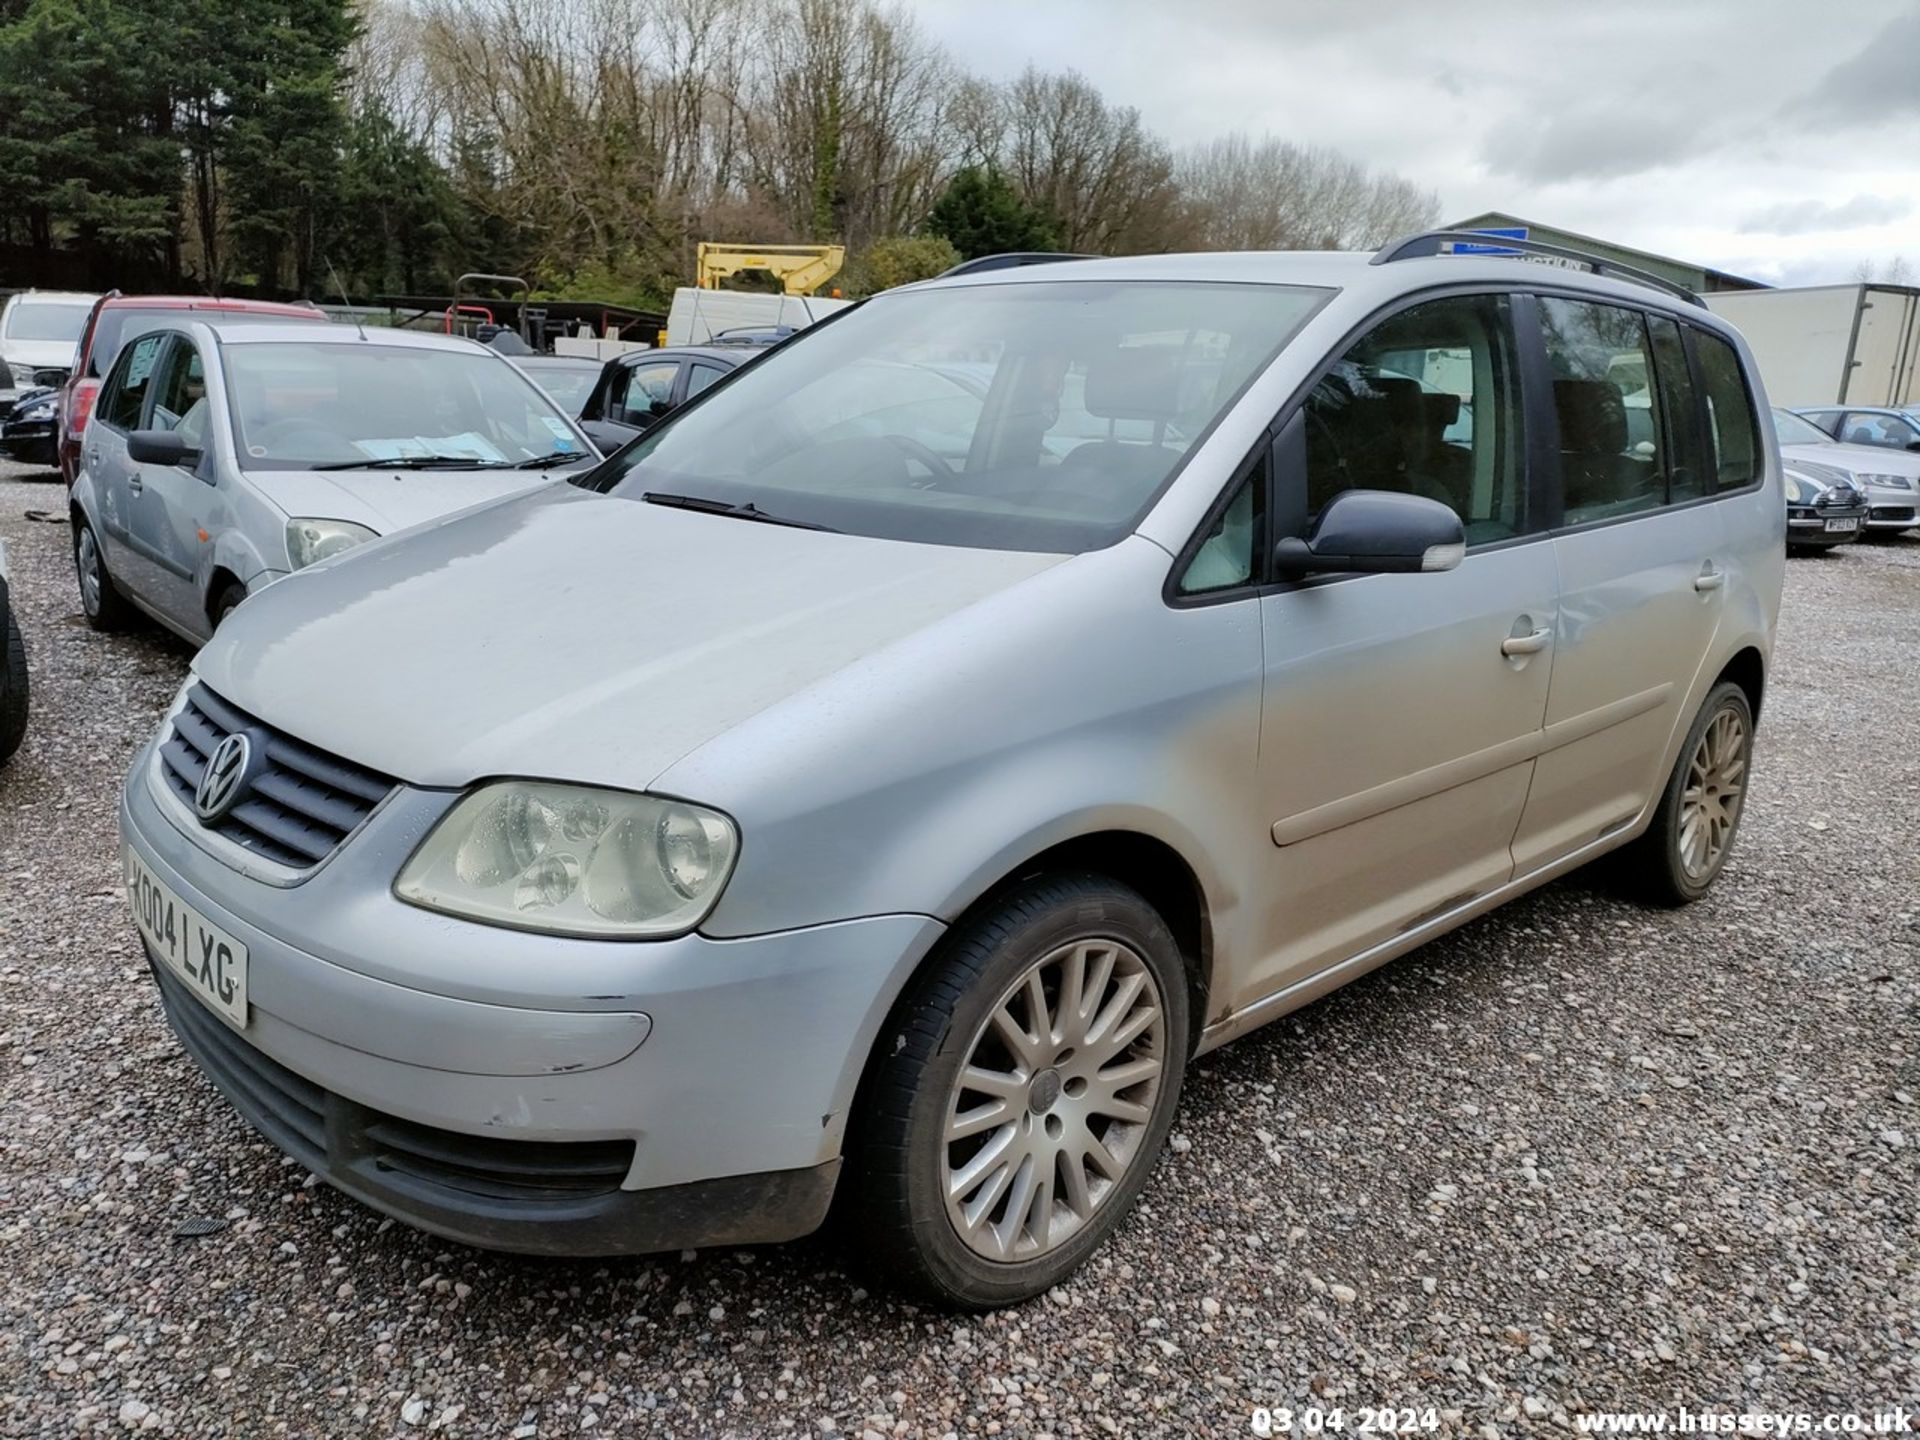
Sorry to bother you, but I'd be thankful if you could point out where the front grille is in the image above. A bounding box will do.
[158,683,395,870]
[153,964,635,1204]
[1871,506,1917,523]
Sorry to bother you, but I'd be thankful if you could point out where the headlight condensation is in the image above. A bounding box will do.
[394,781,739,938]
[287,518,378,571]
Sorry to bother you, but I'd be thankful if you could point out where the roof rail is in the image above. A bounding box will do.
[936,251,1099,279]
[1371,230,1707,310]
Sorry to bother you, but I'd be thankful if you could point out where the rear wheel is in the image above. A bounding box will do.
[848,873,1189,1308]
[73,514,133,631]
[1620,681,1754,905]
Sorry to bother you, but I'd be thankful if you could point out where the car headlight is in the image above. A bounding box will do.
[1859,473,1912,490]
[395,780,739,937]
[286,518,377,570]
[1787,476,1818,503]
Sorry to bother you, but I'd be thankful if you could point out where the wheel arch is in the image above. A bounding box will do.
[1714,644,1766,723]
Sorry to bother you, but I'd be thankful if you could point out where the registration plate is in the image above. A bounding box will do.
[125,847,248,1028]
[1825,518,1859,532]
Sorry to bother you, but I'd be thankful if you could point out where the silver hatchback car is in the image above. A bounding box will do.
[119,236,1783,1307]
[70,323,599,644]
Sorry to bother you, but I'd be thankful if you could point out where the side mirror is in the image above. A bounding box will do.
[1273,489,1465,577]
[127,428,200,468]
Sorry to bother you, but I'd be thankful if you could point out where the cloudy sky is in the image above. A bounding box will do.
[912,0,1920,286]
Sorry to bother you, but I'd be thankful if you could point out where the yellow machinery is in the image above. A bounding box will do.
[696,242,846,296]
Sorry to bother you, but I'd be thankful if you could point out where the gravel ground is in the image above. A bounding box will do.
[1,455,1915,1439]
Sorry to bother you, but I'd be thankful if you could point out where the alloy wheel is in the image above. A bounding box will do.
[76,526,102,617]
[941,937,1167,1262]
[1678,706,1748,882]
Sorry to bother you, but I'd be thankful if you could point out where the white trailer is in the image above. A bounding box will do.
[1703,284,1920,409]
[664,288,852,347]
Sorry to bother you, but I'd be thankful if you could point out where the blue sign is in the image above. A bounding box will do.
[1451,226,1528,256]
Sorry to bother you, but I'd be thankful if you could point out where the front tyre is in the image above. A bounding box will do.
[1622,681,1755,905]
[849,874,1189,1309]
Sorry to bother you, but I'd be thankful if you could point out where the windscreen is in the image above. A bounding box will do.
[223,342,587,469]
[1773,408,1831,446]
[5,301,90,343]
[598,279,1328,552]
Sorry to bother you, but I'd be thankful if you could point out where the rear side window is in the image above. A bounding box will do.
[1693,330,1760,491]
[98,333,167,431]
[1538,297,1666,524]
[687,362,728,397]
[1299,292,1525,546]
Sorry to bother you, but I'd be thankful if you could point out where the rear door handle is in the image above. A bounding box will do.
[1501,627,1553,657]
[1694,569,1725,592]
[127,473,143,494]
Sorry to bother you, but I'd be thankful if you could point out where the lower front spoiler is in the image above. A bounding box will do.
[153,958,838,1256]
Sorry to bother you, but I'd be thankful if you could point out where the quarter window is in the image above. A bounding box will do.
[1539,297,1666,523]
[1694,330,1761,491]
[99,333,166,432]
[1299,293,1524,546]
[1839,411,1918,450]
[1177,466,1263,595]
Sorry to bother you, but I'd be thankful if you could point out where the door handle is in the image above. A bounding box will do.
[1501,627,1553,657]
[127,473,143,494]
[1694,568,1725,592]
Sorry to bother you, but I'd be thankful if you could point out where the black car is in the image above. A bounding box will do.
[1784,463,1869,550]
[576,346,748,453]
[0,540,27,765]
[0,384,58,467]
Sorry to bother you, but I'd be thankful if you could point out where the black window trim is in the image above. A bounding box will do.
[1163,280,1548,610]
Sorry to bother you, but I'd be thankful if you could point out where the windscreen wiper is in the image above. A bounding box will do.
[513,451,584,469]
[640,491,839,532]
[312,455,505,471]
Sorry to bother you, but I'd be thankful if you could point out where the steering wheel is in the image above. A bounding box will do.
[253,418,343,454]
[886,434,957,479]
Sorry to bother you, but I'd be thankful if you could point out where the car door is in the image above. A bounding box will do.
[86,330,167,588]
[1239,291,1558,1009]
[1508,298,1739,873]
[123,334,216,632]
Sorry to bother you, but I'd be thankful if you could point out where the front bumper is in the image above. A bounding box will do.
[0,416,55,466]
[122,746,945,1255]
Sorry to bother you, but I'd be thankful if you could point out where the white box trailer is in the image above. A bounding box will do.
[664,288,851,347]
[1703,284,1920,409]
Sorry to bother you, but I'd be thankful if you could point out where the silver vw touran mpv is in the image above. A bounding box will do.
[120,235,1784,1308]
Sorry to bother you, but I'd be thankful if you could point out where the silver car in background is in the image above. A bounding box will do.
[1773,406,1920,536]
[118,240,1783,1308]
[69,324,600,643]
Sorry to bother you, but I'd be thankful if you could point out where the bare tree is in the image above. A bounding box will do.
[1851,254,1915,286]
[1179,132,1438,251]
